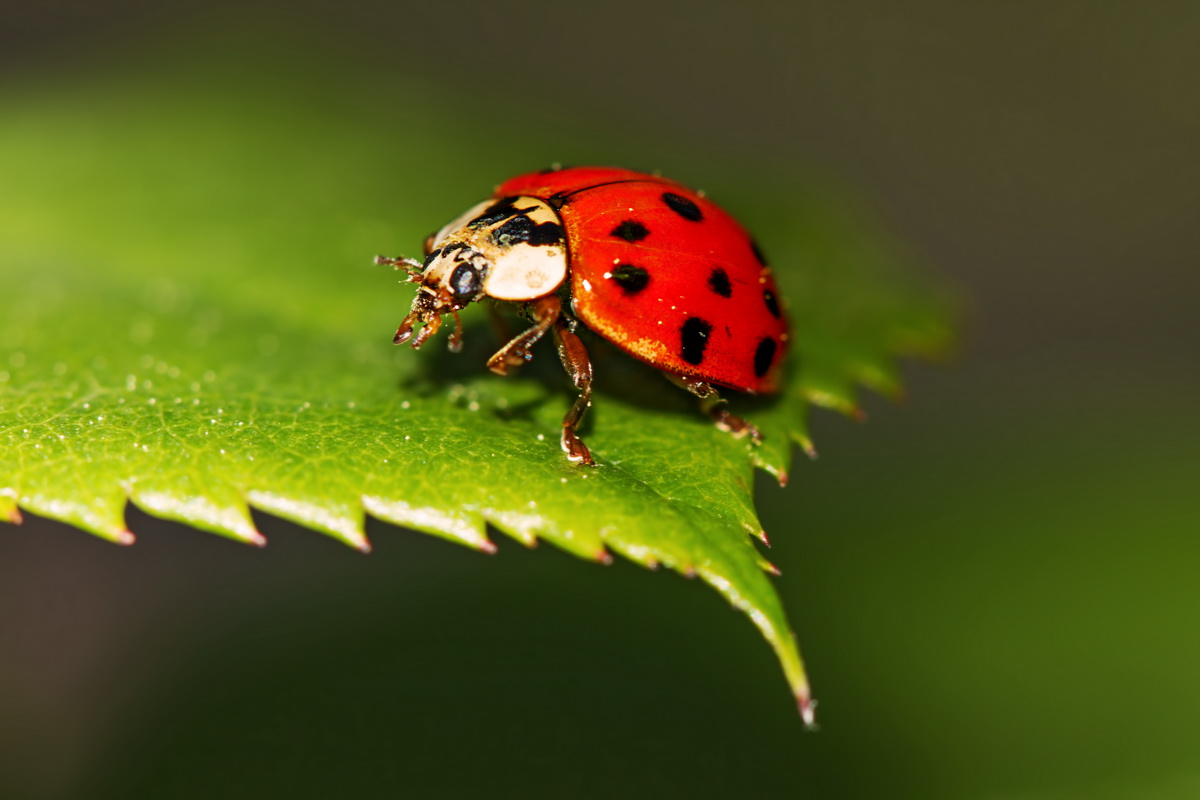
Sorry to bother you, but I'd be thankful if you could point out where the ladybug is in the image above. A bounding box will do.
[376,166,789,465]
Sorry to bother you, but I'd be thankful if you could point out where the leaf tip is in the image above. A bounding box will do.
[797,694,818,730]
[2,506,22,525]
[791,432,818,460]
[763,560,782,576]
[115,529,136,546]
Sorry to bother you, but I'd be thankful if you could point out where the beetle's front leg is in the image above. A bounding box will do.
[486,295,561,376]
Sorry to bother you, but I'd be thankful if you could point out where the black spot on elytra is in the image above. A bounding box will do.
[750,238,768,266]
[662,192,703,222]
[491,215,564,247]
[469,197,521,228]
[680,317,713,365]
[753,337,777,378]
[611,219,650,243]
[707,267,732,298]
[763,288,781,318]
[610,263,650,294]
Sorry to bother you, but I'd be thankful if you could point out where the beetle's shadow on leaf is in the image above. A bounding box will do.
[395,318,570,423]
[394,313,785,430]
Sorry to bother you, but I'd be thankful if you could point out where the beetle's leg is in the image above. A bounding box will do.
[666,374,762,443]
[486,295,560,376]
[485,303,524,368]
[552,319,595,466]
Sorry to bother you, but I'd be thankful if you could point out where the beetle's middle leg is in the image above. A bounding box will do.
[665,374,762,443]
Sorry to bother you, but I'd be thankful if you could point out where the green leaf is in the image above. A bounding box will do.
[0,44,954,716]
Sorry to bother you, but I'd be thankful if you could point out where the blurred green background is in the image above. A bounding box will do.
[2,2,1197,798]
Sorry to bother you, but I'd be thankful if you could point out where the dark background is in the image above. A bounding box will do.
[2,3,1197,798]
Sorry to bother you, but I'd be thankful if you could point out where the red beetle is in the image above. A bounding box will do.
[377,166,789,465]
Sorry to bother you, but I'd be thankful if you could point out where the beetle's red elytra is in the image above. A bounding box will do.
[376,166,789,465]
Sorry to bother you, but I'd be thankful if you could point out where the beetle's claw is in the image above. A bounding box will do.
[562,429,595,466]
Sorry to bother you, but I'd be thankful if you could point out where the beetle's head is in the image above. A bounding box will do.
[380,244,490,352]
[378,194,568,353]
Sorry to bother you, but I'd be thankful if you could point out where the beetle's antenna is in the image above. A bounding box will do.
[374,255,425,278]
